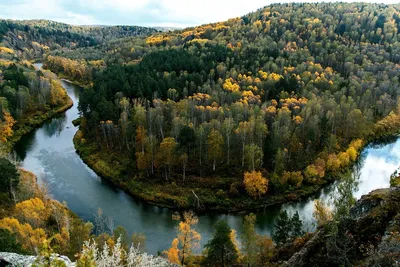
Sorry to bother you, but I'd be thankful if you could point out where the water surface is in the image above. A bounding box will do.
[13,64,398,254]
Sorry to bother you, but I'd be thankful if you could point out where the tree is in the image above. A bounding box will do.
[243,171,268,199]
[273,211,290,245]
[207,129,224,171]
[179,153,188,182]
[135,126,149,171]
[70,220,93,255]
[236,121,253,167]
[333,171,358,221]
[313,199,333,226]
[222,117,234,165]
[15,197,49,228]
[0,217,46,253]
[0,228,24,253]
[273,210,304,245]
[178,125,196,155]
[156,137,177,180]
[255,235,275,266]
[78,238,172,267]
[172,211,201,265]
[113,225,128,250]
[290,211,304,239]
[164,238,180,265]
[0,158,19,199]
[203,220,238,267]
[229,229,241,260]
[131,233,146,253]
[244,143,263,171]
[241,213,257,266]
[0,110,15,143]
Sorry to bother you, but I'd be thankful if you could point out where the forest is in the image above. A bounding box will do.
[0,19,158,59]
[0,2,400,266]
[0,49,72,152]
[48,2,400,210]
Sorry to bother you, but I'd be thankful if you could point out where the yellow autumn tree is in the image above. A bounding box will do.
[164,238,180,264]
[50,80,67,106]
[283,171,304,187]
[156,137,177,180]
[0,110,16,143]
[313,200,333,226]
[346,147,358,162]
[172,211,201,265]
[230,229,242,260]
[0,217,46,252]
[338,152,350,167]
[255,235,275,266]
[15,197,50,228]
[208,129,224,171]
[243,171,269,199]
[326,154,341,172]
[304,163,324,184]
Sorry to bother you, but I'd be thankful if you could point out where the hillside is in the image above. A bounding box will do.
[0,2,399,266]
[49,2,400,211]
[283,185,400,266]
[0,19,158,59]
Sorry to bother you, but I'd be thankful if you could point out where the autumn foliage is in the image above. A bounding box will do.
[0,110,15,143]
[243,171,269,199]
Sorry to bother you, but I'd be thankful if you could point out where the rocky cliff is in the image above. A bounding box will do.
[0,252,75,266]
[283,186,400,266]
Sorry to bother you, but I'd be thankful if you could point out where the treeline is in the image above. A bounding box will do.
[0,49,70,149]
[0,157,173,266]
[70,2,400,206]
[44,55,105,85]
[0,19,158,59]
[0,157,91,258]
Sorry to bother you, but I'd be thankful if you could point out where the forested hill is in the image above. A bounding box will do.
[1,3,400,266]
[0,19,158,58]
[66,2,400,210]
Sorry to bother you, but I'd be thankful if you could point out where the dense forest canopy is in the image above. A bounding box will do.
[0,2,399,266]
[0,19,158,59]
[53,2,400,208]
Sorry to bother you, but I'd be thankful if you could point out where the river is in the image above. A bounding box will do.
[13,64,397,254]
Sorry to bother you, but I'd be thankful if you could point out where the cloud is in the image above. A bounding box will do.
[1,0,400,28]
[0,0,267,27]
[0,0,98,25]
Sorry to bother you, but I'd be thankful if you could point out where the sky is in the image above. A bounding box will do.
[0,0,400,28]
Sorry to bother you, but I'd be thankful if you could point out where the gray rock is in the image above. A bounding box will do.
[0,252,75,267]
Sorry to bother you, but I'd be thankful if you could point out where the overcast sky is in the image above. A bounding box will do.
[0,0,399,28]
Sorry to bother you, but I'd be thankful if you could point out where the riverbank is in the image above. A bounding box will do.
[73,110,400,212]
[4,96,73,152]
[73,129,334,212]
[44,69,91,89]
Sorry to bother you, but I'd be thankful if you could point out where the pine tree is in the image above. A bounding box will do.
[272,211,290,245]
[0,158,19,199]
[290,211,304,239]
[203,220,238,267]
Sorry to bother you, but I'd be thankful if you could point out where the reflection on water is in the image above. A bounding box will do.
[42,115,67,138]
[13,67,399,254]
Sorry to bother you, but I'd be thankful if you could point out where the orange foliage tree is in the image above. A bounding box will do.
[164,238,180,264]
[0,217,46,253]
[0,110,16,143]
[243,171,269,199]
[15,197,50,228]
[172,211,201,265]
